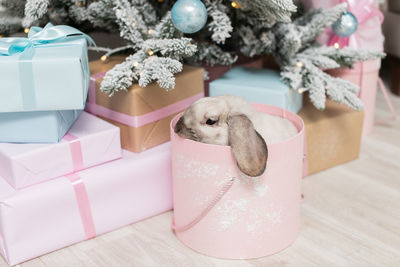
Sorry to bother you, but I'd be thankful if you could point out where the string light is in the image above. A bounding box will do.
[77,0,85,7]
[157,0,164,3]
[231,1,240,8]
[334,43,340,49]
[298,88,309,94]
[148,29,153,35]
[0,34,3,38]
[133,61,139,67]
[147,49,154,56]
[24,28,30,34]
[100,55,108,62]
[296,61,303,68]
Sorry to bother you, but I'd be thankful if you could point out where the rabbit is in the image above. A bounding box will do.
[174,95,298,177]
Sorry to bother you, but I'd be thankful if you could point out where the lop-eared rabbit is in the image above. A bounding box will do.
[174,96,298,177]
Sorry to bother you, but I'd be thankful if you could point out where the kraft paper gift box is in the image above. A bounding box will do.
[209,67,303,113]
[0,109,82,143]
[0,143,173,266]
[299,97,364,175]
[0,112,121,189]
[87,57,204,153]
[0,24,91,112]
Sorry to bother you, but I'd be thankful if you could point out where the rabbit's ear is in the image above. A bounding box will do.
[174,116,185,134]
[228,115,268,177]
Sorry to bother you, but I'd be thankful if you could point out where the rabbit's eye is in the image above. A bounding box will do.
[206,119,217,125]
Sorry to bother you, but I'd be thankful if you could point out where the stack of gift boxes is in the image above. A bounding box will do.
[0,24,203,265]
[0,15,387,264]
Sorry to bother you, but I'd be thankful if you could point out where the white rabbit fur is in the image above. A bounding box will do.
[222,96,298,144]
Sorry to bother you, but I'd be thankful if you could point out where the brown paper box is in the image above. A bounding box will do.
[89,57,204,152]
[299,97,364,175]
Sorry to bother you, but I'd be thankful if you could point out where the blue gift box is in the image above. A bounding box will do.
[0,110,82,143]
[0,24,91,112]
[209,67,303,113]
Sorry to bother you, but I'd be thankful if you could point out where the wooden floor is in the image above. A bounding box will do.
[3,86,400,267]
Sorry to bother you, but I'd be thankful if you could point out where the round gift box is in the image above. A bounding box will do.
[327,59,381,137]
[170,103,305,259]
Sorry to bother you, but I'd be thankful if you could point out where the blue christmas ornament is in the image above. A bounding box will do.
[331,11,358,37]
[171,0,208,34]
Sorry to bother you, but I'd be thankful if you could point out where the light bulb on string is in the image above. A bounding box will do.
[334,43,340,49]
[296,61,303,68]
[231,1,240,8]
[76,0,86,7]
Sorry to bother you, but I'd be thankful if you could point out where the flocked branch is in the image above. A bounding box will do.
[0,0,386,110]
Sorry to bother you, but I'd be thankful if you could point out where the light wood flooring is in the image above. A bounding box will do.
[2,87,400,267]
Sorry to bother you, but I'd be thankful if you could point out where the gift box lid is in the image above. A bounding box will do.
[0,111,122,189]
[89,58,204,116]
[0,37,89,112]
[209,67,303,113]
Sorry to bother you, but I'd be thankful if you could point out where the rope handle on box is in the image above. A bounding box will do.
[375,78,397,125]
[171,177,236,232]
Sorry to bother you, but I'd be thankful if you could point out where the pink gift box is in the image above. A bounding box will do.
[327,60,381,136]
[0,144,173,266]
[301,0,384,52]
[170,104,305,259]
[0,112,122,189]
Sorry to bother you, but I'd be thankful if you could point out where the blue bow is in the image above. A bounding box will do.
[0,23,95,56]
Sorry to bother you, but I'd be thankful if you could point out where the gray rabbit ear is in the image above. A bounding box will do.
[174,116,185,134]
[228,115,268,177]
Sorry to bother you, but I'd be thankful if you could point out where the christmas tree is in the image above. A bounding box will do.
[0,0,384,110]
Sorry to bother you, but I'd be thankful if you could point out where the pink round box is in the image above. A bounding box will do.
[170,103,305,259]
[328,60,381,137]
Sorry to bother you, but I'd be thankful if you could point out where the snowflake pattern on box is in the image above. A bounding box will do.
[173,154,285,236]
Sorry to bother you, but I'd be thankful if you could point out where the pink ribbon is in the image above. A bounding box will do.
[328,0,384,48]
[63,133,84,172]
[87,72,204,128]
[66,173,96,240]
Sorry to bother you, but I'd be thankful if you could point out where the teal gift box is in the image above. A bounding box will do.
[0,23,91,112]
[209,67,303,113]
[0,110,82,143]
[0,23,93,143]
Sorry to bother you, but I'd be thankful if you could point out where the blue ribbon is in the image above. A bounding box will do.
[0,23,95,56]
[0,23,95,110]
